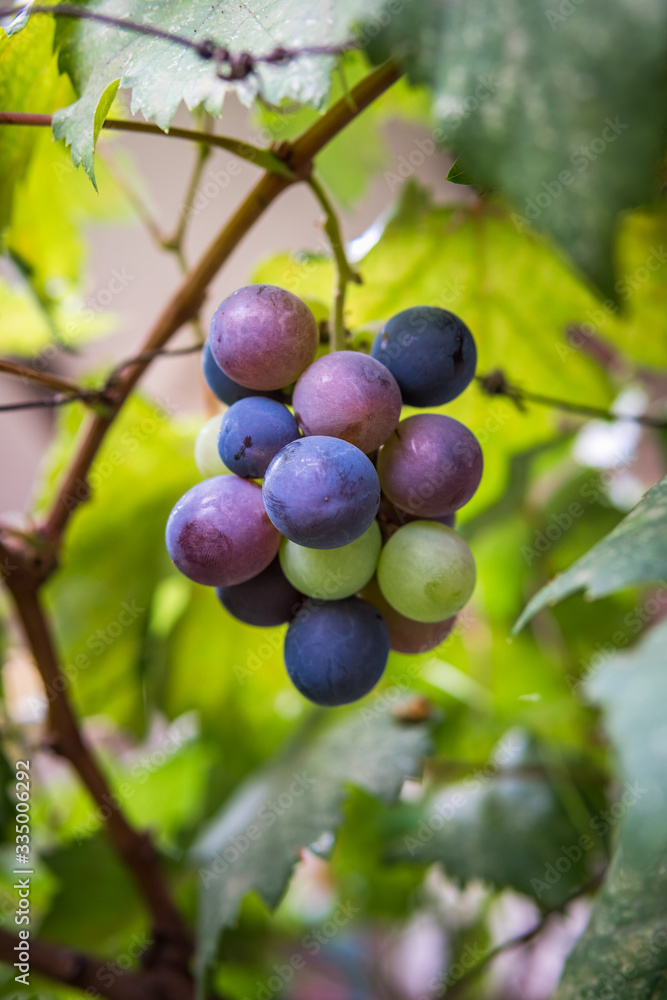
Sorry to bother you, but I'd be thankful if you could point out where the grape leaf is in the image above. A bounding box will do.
[190,706,432,988]
[366,0,667,297]
[553,619,667,999]
[514,475,667,632]
[585,620,667,864]
[0,15,70,230]
[388,732,601,908]
[39,836,145,952]
[49,0,384,183]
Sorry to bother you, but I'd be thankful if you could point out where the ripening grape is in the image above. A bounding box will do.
[218,397,300,479]
[284,596,389,706]
[293,351,402,453]
[209,285,318,391]
[361,575,456,654]
[279,520,381,600]
[378,414,483,517]
[371,305,477,406]
[377,521,475,622]
[195,414,232,478]
[263,436,380,549]
[165,476,280,586]
[216,556,303,627]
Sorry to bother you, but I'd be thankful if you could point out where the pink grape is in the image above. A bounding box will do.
[377,414,483,517]
[209,285,318,391]
[293,351,402,453]
[361,576,456,654]
[165,476,280,586]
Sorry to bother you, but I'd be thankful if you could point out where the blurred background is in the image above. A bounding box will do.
[1,44,667,1000]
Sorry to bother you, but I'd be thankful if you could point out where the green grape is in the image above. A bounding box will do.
[194,413,232,478]
[377,521,475,622]
[279,520,381,600]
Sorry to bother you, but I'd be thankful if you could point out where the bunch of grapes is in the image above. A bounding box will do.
[166,285,482,708]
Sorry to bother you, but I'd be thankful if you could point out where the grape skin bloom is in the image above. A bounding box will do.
[218,397,300,479]
[293,351,402,453]
[371,305,477,407]
[262,436,381,549]
[166,476,280,586]
[284,597,390,706]
[209,285,317,391]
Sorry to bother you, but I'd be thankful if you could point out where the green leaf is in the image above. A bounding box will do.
[445,158,477,187]
[367,0,667,296]
[389,731,601,907]
[39,836,146,952]
[553,620,667,999]
[0,16,71,231]
[191,706,432,985]
[554,845,667,1000]
[51,0,384,183]
[514,475,667,632]
[585,619,667,863]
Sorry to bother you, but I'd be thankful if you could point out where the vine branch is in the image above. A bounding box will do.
[478,369,667,429]
[0,345,203,413]
[0,573,193,970]
[164,115,214,254]
[307,173,362,352]
[0,112,295,177]
[0,358,88,396]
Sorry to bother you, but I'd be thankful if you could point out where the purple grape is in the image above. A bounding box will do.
[371,306,477,407]
[262,436,380,549]
[377,495,455,541]
[361,576,456,654]
[215,556,303,627]
[284,597,389,706]
[292,351,402,453]
[218,397,300,479]
[209,285,318,391]
[202,342,290,405]
[165,476,280,586]
[377,414,483,517]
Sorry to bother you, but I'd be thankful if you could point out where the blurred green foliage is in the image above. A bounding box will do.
[0,6,666,999]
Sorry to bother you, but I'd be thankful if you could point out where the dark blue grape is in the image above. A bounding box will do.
[371,306,477,407]
[262,436,380,549]
[218,397,300,479]
[216,556,303,627]
[202,342,291,406]
[284,597,389,705]
[293,351,402,453]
